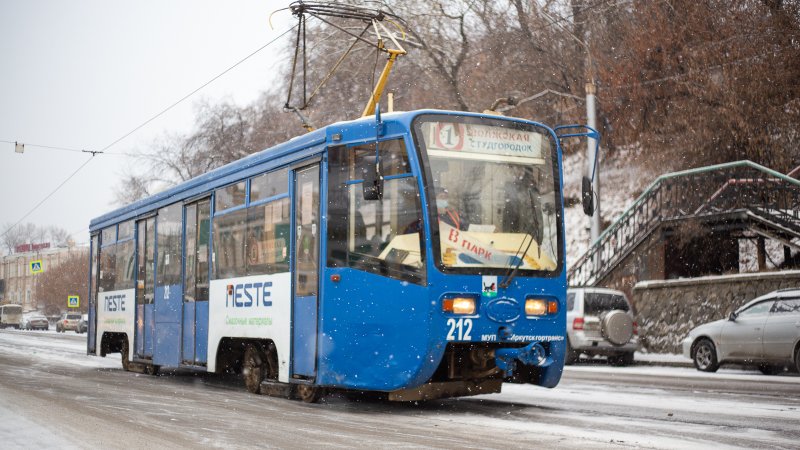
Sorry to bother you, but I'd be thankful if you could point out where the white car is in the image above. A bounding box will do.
[566,287,639,366]
[682,288,800,374]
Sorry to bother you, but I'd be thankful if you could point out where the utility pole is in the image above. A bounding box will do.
[585,80,600,245]
[539,8,602,249]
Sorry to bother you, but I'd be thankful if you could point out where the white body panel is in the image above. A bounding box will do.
[207,272,292,382]
[95,288,136,362]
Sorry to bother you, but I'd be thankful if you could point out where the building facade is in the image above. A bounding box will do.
[0,243,87,312]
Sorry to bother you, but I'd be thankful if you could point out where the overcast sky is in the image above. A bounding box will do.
[0,1,294,246]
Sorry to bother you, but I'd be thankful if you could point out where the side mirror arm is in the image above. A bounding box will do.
[555,125,600,217]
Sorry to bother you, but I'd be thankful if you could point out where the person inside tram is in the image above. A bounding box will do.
[436,188,468,230]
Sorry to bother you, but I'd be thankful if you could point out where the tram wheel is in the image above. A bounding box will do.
[295,384,323,403]
[120,338,131,372]
[144,364,160,376]
[243,343,268,394]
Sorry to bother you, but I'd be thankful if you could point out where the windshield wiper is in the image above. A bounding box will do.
[499,190,542,289]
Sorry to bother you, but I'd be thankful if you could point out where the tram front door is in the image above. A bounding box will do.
[291,164,320,378]
[134,217,155,359]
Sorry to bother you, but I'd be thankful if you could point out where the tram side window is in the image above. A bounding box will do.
[250,168,288,202]
[114,240,135,290]
[117,220,134,240]
[215,181,246,212]
[101,226,116,246]
[246,198,290,275]
[214,208,247,279]
[99,244,116,293]
[327,139,425,284]
[185,200,211,302]
[157,203,183,286]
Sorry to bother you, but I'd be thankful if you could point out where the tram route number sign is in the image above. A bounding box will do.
[67,295,80,308]
[30,260,43,274]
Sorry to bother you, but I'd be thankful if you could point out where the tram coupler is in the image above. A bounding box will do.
[495,342,553,377]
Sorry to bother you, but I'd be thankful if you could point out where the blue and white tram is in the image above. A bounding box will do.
[88,109,582,401]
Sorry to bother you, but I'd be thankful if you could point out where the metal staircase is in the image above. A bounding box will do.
[568,161,800,287]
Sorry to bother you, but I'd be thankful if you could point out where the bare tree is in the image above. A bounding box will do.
[34,250,88,315]
[597,0,800,172]
[1,223,72,255]
[111,0,799,210]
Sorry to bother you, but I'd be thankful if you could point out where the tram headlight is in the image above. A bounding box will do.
[525,299,547,316]
[442,297,476,315]
[525,298,559,316]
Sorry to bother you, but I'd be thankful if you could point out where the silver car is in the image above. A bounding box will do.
[683,288,800,374]
[566,287,639,366]
[22,313,49,331]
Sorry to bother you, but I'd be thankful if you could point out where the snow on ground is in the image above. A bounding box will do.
[0,329,117,369]
[634,351,692,365]
[0,403,79,449]
[567,364,800,385]
[2,330,799,449]
[487,381,800,450]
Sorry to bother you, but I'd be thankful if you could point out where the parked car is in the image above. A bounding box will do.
[76,314,89,334]
[56,312,82,333]
[21,313,49,331]
[566,287,639,366]
[683,288,800,374]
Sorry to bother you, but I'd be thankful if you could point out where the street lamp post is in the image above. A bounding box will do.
[585,81,600,245]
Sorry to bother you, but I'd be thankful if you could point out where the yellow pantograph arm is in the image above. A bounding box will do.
[361,49,406,117]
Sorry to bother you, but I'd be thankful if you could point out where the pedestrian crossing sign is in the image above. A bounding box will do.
[30,260,43,274]
[68,295,80,308]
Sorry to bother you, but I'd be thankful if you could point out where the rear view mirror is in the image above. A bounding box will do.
[362,154,383,201]
[582,176,594,216]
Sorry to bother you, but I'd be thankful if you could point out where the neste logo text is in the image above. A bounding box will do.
[227,282,273,308]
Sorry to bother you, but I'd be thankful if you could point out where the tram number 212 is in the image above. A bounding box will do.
[446,318,473,341]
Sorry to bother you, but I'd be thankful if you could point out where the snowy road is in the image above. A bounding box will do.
[0,329,798,449]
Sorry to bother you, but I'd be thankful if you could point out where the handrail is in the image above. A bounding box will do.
[568,160,800,286]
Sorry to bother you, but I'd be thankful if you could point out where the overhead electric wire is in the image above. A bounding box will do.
[1,156,94,239]
[98,24,298,155]
[0,139,136,156]
[1,23,298,240]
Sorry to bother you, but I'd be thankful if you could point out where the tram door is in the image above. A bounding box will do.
[182,199,211,365]
[135,217,156,359]
[291,164,320,378]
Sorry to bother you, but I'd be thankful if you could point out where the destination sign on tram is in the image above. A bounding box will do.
[423,121,545,160]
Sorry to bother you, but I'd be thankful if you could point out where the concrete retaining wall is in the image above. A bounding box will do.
[632,270,800,353]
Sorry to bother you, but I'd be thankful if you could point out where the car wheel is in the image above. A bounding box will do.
[619,352,635,366]
[564,340,579,365]
[758,363,783,375]
[693,339,719,372]
[795,346,800,374]
[608,352,634,367]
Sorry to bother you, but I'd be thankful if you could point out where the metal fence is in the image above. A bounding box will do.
[567,161,800,287]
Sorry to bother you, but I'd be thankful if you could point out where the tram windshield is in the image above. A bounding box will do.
[414,115,561,273]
